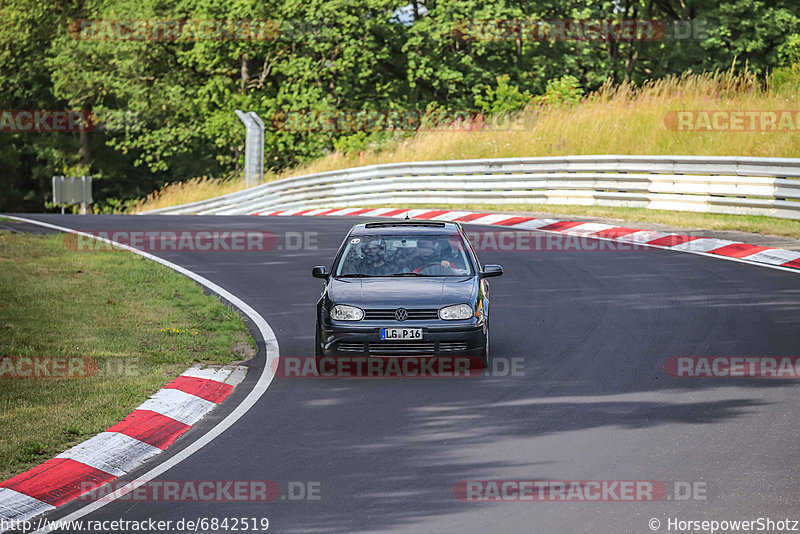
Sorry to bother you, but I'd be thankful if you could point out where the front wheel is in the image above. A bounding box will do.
[315,325,326,372]
[314,325,323,358]
[475,327,489,369]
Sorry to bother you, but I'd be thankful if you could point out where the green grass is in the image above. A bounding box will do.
[0,231,255,480]
[374,203,800,239]
[0,216,18,223]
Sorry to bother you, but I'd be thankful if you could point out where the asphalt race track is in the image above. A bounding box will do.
[9,214,800,534]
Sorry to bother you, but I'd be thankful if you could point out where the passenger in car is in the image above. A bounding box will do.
[355,239,394,276]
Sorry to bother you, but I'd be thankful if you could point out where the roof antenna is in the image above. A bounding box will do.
[404,210,410,220]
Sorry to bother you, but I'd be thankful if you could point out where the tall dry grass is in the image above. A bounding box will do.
[129,175,247,213]
[131,70,800,213]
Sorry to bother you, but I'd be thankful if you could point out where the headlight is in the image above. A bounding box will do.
[330,304,364,321]
[439,304,473,320]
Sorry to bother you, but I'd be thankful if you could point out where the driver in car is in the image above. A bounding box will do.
[410,239,459,273]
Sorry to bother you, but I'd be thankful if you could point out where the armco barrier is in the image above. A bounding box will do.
[140,155,800,220]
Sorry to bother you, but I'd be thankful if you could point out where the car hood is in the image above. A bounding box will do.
[327,276,477,308]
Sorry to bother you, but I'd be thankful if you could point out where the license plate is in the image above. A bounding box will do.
[380,328,422,340]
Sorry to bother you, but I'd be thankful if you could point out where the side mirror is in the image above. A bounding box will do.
[480,264,503,278]
[312,266,329,280]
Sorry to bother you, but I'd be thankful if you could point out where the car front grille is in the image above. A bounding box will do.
[363,308,440,321]
[367,341,436,355]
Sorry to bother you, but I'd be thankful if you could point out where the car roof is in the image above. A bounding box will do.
[348,220,463,236]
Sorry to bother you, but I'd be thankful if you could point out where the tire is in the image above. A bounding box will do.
[475,327,489,369]
[315,324,323,358]
[315,325,326,373]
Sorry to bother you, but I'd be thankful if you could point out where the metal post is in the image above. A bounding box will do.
[248,112,265,186]
[235,110,265,188]
[235,110,255,188]
[80,176,87,214]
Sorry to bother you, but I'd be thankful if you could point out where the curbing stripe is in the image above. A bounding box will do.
[414,209,451,220]
[592,227,640,239]
[55,433,162,478]
[0,488,56,521]
[180,367,232,383]
[163,375,234,404]
[669,238,736,253]
[137,389,217,426]
[426,210,474,221]
[0,459,115,508]
[465,213,517,225]
[709,243,771,259]
[493,216,536,227]
[647,234,702,247]
[560,222,615,236]
[781,258,800,269]
[107,410,191,450]
[538,220,585,232]
[744,248,800,266]
[453,213,490,222]
[614,230,669,243]
[255,207,800,274]
[512,218,559,230]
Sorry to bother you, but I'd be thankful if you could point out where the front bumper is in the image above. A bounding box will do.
[318,320,486,358]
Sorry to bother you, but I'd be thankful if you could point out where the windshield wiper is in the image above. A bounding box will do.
[389,272,430,277]
[337,273,372,278]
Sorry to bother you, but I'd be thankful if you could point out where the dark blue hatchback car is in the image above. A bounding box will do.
[312,220,503,368]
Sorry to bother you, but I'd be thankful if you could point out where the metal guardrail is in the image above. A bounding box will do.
[140,155,800,220]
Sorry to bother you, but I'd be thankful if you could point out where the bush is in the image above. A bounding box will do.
[475,75,532,115]
[531,75,585,108]
[770,63,800,94]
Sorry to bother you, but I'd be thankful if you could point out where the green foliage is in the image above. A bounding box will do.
[2,0,800,212]
[532,75,585,108]
[93,197,141,214]
[475,75,532,114]
[770,63,800,94]
[779,34,800,65]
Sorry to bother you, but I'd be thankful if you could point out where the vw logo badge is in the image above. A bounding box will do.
[394,308,408,321]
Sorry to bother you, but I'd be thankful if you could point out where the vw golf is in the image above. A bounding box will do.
[312,220,503,368]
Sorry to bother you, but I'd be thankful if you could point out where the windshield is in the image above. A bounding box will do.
[333,234,473,277]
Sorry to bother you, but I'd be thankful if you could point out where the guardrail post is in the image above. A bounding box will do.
[248,112,265,186]
[235,110,265,188]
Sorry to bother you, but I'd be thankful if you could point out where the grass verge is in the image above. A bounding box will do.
[371,203,800,239]
[0,231,255,480]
